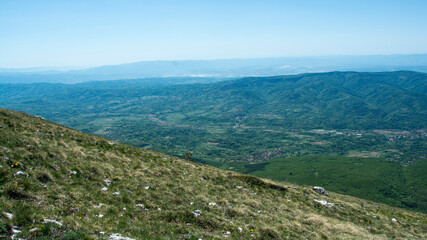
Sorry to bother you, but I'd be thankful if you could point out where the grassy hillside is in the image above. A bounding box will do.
[226,156,427,213]
[1,108,426,239]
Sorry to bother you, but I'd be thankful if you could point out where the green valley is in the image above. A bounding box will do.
[0,71,426,213]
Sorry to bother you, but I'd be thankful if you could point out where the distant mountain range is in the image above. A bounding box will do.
[1,54,427,83]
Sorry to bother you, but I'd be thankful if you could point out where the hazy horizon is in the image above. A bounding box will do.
[1,53,427,71]
[1,0,427,68]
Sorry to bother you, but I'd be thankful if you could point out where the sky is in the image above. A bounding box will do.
[1,0,427,68]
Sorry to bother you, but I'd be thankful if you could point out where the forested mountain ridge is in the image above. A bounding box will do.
[1,71,426,130]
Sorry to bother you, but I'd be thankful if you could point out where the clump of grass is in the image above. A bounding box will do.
[14,201,34,226]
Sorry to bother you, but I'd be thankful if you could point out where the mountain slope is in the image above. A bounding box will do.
[0,108,426,239]
[0,71,426,214]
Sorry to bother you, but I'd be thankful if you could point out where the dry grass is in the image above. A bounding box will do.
[0,108,426,239]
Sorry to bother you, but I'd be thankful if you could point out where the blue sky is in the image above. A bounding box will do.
[1,0,427,68]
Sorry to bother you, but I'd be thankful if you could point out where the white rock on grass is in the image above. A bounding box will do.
[144,186,149,190]
[14,171,28,177]
[314,199,334,207]
[43,219,63,226]
[392,218,397,222]
[11,226,22,240]
[313,186,329,196]
[109,233,135,240]
[101,187,108,191]
[193,210,202,217]
[208,202,217,206]
[2,212,13,219]
[135,204,145,209]
[113,191,120,195]
[98,214,104,218]
[94,203,105,208]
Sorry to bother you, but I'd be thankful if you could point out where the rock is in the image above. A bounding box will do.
[193,210,202,217]
[113,191,120,195]
[43,219,63,226]
[2,212,13,219]
[135,204,145,209]
[314,199,334,207]
[94,203,104,208]
[208,202,217,206]
[313,186,329,196]
[392,218,397,222]
[109,233,135,240]
[101,187,108,191]
[14,171,28,177]
[144,186,149,190]
[98,214,104,218]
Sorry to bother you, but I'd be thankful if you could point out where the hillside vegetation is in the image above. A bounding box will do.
[226,156,427,213]
[1,108,426,239]
[1,71,426,162]
[1,71,426,213]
